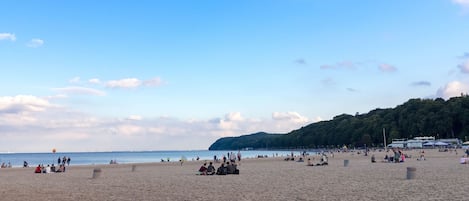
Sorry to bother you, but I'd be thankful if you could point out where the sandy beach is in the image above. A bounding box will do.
[0,149,468,201]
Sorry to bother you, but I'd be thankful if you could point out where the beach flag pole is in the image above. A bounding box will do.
[383,128,387,151]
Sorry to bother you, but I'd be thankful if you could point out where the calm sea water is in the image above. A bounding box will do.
[0,150,304,167]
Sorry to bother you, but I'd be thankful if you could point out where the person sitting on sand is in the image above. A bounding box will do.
[34,165,42,173]
[207,162,216,175]
[226,162,235,174]
[45,165,51,173]
[198,163,207,175]
[316,154,328,166]
[56,164,65,173]
[297,158,304,162]
[460,156,468,164]
[307,158,314,166]
[216,163,227,175]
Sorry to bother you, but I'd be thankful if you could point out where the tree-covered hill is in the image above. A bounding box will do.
[208,96,469,150]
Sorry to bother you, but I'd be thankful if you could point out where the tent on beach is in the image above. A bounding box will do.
[434,141,449,146]
[423,142,435,146]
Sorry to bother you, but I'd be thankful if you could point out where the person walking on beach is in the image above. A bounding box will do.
[67,157,71,166]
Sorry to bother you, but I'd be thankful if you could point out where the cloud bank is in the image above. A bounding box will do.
[0,94,312,152]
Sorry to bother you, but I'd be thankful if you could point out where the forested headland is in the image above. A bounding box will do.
[209,96,469,150]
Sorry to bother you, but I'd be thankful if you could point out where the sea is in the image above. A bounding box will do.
[0,150,307,168]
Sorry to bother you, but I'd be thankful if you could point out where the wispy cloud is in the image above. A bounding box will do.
[0,95,52,114]
[347,88,358,92]
[320,61,357,70]
[53,86,106,96]
[0,33,16,41]
[294,58,307,65]
[272,112,309,123]
[126,115,143,121]
[106,78,142,89]
[458,60,469,73]
[143,77,163,87]
[321,78,336,86]
[378,63,397,73]
[26,38,44,48]
[69,77,80,83]
[411,81,431,87]
[453,0,469,8]
[106,77,163,89]
[458,52,469,59]
[88,78,101,84]
[320,60,398,73]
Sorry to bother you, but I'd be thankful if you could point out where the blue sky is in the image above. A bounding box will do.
[1,0,469,152]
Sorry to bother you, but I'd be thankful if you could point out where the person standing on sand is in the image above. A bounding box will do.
[237,151,242,162]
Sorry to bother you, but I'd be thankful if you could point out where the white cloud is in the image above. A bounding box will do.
[0,95,52,113]
[224,112,244,121]
[458,60,469,73]
[127,115,143,121]
[143,77,163,87]
[26,38,44,48]
[378,63,397,72]
[106,78,142,88]
[114,124,144,136]
[106,77,164,89]
[436,81,469,99]
[69,77,80,83]
[89,78,101,84]
[0,33,16,41]
[320,61,356,70]
[453,0,469,7]
[272,112,309,123]
[53,86,106,96]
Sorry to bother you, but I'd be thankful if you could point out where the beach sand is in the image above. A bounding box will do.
[0,149,468,201]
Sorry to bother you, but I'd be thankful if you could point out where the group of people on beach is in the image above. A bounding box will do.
[34,163,66,173]
[383,148,407,163]
[198,161,240,175]
[198,151,242,175]
[58,156,71,166]
[1,162,12,168]
[284,151,329,166]
[33,156,71,174]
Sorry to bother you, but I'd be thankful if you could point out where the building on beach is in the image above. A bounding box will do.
[387,136,461,148]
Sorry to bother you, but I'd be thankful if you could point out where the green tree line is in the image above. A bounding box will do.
[209,96,469,150]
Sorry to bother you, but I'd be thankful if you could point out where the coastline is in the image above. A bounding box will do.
[0,149,467,201]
